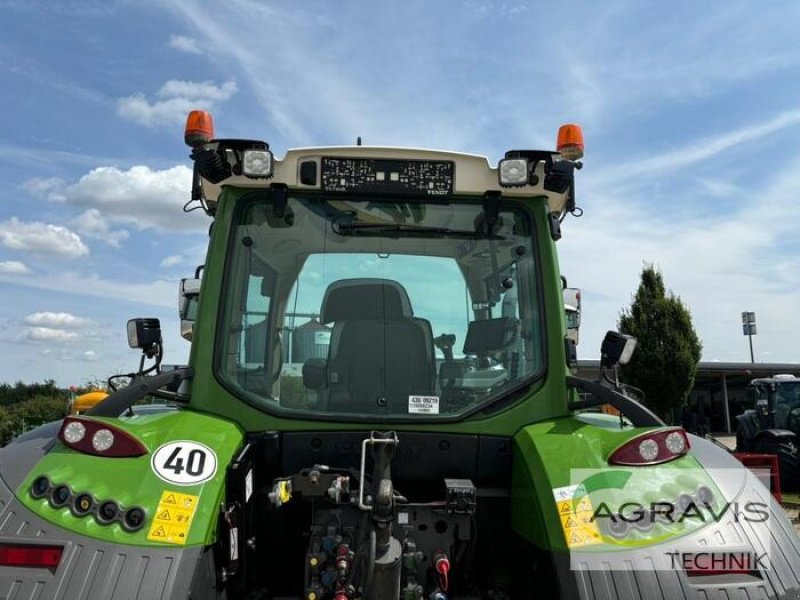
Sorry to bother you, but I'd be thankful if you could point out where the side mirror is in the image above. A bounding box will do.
[563,287,581,345]
[179,277,201,341]
[127,318,162,358]
[600,331,636,368]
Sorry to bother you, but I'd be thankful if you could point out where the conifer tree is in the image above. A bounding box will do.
[618,265,702,421]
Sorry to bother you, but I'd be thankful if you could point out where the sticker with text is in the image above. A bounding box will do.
[552,484,602,549]
[408,395,440,414]
[147,489,199,545]
[151,441,218,485]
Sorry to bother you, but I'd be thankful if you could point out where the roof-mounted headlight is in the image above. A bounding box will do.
[243,149,274,178]
[498,158,529,186]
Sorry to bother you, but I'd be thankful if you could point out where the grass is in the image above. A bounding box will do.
[783,492,800,505]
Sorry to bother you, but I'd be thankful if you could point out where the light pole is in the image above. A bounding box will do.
[742,311,756,363]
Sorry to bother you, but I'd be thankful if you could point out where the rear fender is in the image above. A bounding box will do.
[753,428,797,443]
[511,413,707,552]
[15,410,243,549]
[0,420,61,490]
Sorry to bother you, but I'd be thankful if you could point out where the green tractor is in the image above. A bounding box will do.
[1,112,798,599]
[736,374,800,491]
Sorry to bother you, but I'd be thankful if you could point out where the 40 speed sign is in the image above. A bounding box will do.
[151,441,218,485]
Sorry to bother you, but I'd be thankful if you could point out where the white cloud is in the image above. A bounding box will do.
[159,1,800,156]
[158,80,236,103]
[72,209,130,247]
[24,312,91,329]
[24,327,79,343]
[117,79,237,127]
[39,348,101,362]
[28,165,206,232]
[0,270,178,309]
[164,4,485,148]
[22,177,67,200]
[0,217,88,258]
[596,110,800,185]
[82,350,99,362]
[0,261,31,274]
[160,254,184,268]
[168,34,203,55]
[559,148,800,364]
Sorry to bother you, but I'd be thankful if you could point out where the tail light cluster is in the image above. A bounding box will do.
[30,476,146,532]
[58,417,147,458]
[609,428,690,466]
[602,485,715,539]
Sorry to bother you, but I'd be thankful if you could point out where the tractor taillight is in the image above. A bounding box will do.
[58,417,147,458]
[609,428,690,466]
[0,544,63,569]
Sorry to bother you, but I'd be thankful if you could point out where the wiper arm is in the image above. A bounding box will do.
[332,221,504,240]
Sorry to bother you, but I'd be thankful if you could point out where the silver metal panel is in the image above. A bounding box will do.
[566,436,800,599]
[0,474,207,600]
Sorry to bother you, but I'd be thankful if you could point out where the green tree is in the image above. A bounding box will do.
[0,395,67,445]
[0,380,63,406]
[618,265,702,421]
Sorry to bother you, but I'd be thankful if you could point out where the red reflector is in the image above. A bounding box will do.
[733,452,782,503]
[0,544,63,568]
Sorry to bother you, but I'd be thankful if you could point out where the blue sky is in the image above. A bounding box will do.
[1,0,799,385]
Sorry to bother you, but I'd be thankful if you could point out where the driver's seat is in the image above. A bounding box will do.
[319,278,435,412]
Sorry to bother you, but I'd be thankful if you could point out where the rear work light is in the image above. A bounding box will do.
[0,544,63,569]
[498,158,529,186]
[609,428,690,466]
[242,149,274,178]
[58,417,147,458]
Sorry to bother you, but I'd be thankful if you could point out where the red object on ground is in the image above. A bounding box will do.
[733,452,782,503]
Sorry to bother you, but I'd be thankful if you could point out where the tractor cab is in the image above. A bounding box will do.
[179,109,587,431]
[747,374,800,433]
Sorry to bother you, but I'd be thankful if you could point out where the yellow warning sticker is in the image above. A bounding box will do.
[562,516,579,529]
[147,490,199,545]
[552,485,602,549]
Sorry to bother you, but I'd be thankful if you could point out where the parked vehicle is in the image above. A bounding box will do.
[736,374,800,490]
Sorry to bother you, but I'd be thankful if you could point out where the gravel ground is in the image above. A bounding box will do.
[786,507,800,536]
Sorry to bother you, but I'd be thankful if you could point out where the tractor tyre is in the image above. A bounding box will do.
[754,436,800,492]
[735,426,751,453]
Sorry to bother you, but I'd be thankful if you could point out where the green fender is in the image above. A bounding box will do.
[17,410,244,548]
[512,413,721,553]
